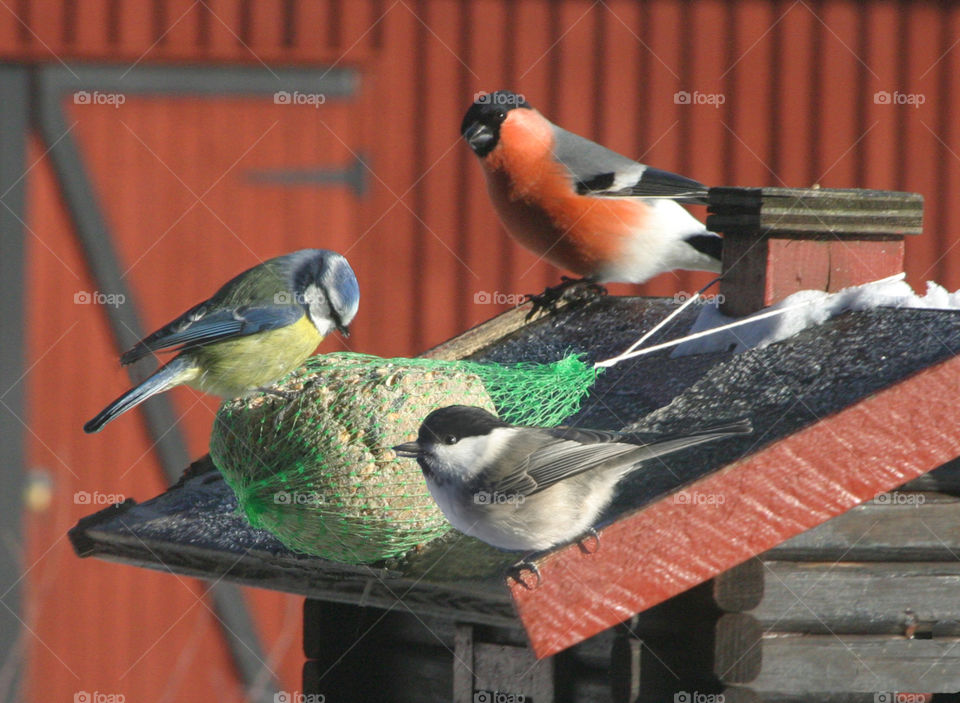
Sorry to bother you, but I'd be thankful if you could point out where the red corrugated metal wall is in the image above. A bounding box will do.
[7,1,960,701]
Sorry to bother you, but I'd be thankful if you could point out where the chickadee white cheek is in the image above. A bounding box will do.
[430,441,485,480]
[432,428,520,481]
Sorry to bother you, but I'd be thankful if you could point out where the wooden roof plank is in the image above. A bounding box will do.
[510,351,960,658]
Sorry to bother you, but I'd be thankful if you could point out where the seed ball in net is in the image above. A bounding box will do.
[210,353,496,563]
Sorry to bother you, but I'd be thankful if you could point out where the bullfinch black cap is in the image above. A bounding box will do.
[460,91,532,157]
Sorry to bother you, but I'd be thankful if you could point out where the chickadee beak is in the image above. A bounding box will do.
[463,122,494,151]
[393,442,421,458]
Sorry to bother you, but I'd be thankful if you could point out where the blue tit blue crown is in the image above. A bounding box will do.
[291,249,360,336]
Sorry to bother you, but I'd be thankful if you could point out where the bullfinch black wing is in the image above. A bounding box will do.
[120,303,305,365]
[551,125,709,203]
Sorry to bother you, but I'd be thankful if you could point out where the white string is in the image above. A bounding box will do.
[594,272,907,370]
[618,276,721,358]
[594,301,812,368]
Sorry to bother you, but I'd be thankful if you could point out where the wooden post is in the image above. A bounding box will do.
[707,187,923,316]
[453,624,556,702]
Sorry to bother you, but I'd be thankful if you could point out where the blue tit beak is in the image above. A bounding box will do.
[463,122,495,152]
[337,321,350,337]
[393,442,421,458]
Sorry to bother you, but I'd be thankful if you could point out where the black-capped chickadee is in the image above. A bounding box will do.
[394,405,751,553]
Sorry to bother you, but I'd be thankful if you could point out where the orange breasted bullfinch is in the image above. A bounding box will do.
[460,90,721,285]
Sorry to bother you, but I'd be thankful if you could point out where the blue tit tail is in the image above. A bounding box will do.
[84,355,197,433]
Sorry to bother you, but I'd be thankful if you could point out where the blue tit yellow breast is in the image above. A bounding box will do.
[183,315,323,397]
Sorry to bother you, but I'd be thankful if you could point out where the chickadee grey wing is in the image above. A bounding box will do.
[486,419,753,498]
[540,426,629,444]
[120,303,305,365]
[561,419,754,446]
[551,124,709,203]
[483,432,648,499]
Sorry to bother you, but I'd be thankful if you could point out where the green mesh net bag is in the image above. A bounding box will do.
[210,352,595,564]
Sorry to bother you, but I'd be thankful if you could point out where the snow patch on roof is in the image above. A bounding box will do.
[673,278,960,356]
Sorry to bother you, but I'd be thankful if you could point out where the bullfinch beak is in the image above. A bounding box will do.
[463,122,495,151]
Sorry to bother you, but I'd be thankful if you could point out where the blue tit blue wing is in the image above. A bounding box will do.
[120,303,305,365]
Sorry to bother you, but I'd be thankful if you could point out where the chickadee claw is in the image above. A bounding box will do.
[576,527,601,554]
[506,560,542,590]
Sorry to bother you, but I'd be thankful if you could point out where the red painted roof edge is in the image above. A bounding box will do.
[511,352,960,658]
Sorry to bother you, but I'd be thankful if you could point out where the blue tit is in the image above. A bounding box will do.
[84,248,359,433]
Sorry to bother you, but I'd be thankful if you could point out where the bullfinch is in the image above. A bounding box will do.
[460,91,721,291]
